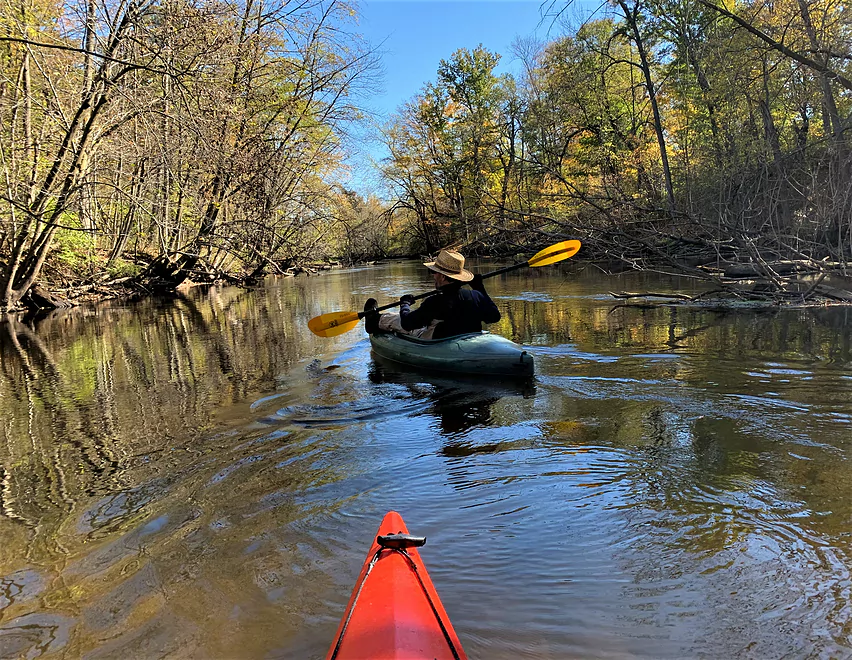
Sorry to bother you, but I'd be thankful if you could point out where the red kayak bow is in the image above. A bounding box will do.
[327,511,467,660]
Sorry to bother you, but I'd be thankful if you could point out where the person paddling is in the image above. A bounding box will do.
[364,249,501,339]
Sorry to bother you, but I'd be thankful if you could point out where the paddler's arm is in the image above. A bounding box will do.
[399,294,437,331]
[470,274,501,323]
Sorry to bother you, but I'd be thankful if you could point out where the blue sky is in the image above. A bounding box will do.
[357,1,562,117]
[344,1,581,195]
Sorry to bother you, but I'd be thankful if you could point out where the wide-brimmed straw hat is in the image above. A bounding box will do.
[423,249,474,282]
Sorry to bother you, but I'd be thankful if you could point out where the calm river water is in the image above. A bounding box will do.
[1,260,852,659]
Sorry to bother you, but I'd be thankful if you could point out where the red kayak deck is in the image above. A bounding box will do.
[327,511,467,660]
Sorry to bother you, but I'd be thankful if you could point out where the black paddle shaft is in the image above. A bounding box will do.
[361,260,527,318]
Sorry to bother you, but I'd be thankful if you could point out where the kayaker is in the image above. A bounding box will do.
[364,249,500,339]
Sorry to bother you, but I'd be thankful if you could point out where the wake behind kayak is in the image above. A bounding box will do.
[327,511,467,660]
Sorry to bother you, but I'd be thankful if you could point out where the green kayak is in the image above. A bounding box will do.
[369,332,534,378]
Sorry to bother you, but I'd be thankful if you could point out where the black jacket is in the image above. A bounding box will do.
[399,284,501,339]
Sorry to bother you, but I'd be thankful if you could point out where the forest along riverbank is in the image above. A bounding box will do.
[1,262,852,658]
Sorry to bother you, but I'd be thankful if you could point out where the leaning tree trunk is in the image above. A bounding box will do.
[618,0,676,218]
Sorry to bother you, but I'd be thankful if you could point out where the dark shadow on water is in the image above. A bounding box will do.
[367,354,535,438]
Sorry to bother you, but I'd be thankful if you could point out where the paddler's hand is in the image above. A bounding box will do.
[399,294,415,309]
[471,274,486,293]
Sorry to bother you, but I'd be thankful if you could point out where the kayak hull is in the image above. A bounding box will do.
[369,331,534,378]
[327,511,466,660]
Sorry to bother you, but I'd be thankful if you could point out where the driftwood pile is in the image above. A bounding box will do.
[610,258,852,309]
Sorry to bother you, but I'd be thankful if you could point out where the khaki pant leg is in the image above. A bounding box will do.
[377,313,439,339]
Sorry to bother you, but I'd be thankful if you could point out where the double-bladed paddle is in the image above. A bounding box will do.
[307,239,582,338]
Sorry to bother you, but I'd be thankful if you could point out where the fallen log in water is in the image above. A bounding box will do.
[814,284,852,302]
[26,286,72,310]
[609,283,852,308]
[717,260,852,279]
[721,261,816,278]
[609,291,695,301]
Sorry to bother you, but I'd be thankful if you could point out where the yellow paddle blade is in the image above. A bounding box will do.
[528,240,581,267]
[307,311,361,337]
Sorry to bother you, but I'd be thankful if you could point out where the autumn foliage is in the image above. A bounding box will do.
[382,1,851,287]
